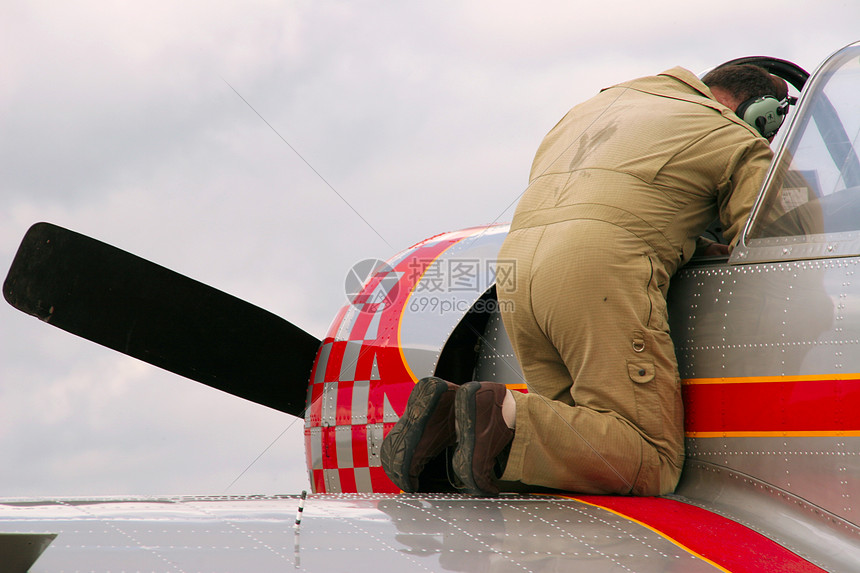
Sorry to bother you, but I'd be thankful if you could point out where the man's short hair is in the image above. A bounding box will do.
[702,64,785,103]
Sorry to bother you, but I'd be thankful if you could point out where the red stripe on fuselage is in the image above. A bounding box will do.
[683,376,860,436]
[572,496,826,573]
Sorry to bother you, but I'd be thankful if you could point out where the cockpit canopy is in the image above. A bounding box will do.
[740,43,860,263]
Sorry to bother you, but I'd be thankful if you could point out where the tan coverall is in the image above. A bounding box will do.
[497,67,773,495]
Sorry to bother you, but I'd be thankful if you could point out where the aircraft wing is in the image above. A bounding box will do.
[0,493,826,572]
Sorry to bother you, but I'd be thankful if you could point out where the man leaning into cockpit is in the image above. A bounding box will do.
[382,63,789,496]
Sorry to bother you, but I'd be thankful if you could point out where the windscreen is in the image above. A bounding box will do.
[747,47,860,241]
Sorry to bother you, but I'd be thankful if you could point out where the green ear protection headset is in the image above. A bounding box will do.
[735,95,793,138]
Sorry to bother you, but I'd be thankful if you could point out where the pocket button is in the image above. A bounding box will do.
[627,361,655,384]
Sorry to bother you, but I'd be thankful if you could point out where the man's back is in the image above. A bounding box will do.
[513,67,772,273]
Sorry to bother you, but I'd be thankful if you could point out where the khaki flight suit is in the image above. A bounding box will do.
[497,67,773,495]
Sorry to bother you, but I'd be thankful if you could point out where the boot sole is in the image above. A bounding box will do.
[380,377,451,492]
[452,381,483,495]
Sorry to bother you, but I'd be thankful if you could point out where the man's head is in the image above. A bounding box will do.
[702,63,791,139]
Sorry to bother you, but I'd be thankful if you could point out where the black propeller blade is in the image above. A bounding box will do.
[3,222,319,417]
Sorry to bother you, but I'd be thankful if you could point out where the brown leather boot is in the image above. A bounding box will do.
[381,377,458,492]
[452,381,514,496]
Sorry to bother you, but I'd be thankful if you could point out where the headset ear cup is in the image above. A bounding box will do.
[735,96,784,138]
[735,97,754,121]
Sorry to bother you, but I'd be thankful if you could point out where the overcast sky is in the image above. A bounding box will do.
[1,1,858,497]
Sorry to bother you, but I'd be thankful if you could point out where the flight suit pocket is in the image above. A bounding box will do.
[627,359,662,438]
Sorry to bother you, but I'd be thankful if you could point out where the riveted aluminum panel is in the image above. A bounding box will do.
[685,436,860,521]
[399,225,510,379]
[675,461,860,572]
[668,258,858,379]
[666,247,860,567]
[0,495,740,572]
[366,422,384,467]
[473,309,524,385]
